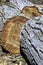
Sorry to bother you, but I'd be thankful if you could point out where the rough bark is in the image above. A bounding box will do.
[20,16,43,65]
[28,0,43,5]
[10,0,34,10]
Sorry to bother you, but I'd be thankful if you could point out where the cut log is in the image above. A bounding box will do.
[20,16,43,65]
[1,16,28,54]
[21,6,42,18]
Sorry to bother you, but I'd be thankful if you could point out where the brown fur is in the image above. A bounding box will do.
[1,16,28,54]
[21,6,42,18]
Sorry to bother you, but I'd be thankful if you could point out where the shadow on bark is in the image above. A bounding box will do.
[1,46,10,53]
[20,47,31,65]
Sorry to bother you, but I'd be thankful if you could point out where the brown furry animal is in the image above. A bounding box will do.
[1,16,28,54]
[21,6,42,18]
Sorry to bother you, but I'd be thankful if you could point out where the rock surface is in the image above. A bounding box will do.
[20,15,43,65]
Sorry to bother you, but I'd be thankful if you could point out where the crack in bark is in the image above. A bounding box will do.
[39,49,43,53]
[36,22,43,25]
[31,44,43,60]
[28,23,43,34]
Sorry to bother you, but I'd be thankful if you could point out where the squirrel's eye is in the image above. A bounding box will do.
[32,12,36,16]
